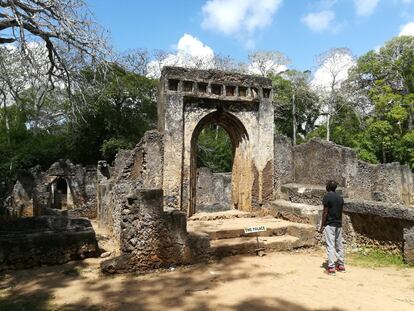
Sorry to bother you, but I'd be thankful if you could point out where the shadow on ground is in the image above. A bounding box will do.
[0,255,345,311]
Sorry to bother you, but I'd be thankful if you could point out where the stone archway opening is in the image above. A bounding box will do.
[49,177,72,210]
[189,109,251,216]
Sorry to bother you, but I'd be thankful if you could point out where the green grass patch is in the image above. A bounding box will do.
[348,248,410,268]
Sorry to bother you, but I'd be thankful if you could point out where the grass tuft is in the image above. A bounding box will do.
[348,248,410,268]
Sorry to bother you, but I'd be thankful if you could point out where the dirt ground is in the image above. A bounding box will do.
[1,248,414,311]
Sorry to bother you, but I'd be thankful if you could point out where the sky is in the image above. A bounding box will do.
[86,0,414,72]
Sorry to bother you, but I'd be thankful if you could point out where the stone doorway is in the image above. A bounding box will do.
[49,177,72,210]
[190,110,251,216]
[158,67,275,217]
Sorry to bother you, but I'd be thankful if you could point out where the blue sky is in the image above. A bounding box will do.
[87,0,414,71]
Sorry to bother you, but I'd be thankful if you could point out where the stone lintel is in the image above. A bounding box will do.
[161,66,272,88]
[344,200,414,221]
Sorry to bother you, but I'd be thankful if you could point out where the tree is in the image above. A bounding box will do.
[67,63,158,164]
[248,50,290,77]
[271,70,320,143]
[344,36,414,167]
[0,0,107,81]
[314,48,355,141]
[197,125,232,173]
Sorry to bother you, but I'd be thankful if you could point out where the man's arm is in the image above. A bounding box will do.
[319,206,328,233]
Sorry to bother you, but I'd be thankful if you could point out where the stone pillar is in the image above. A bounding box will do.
[403,225,414,264]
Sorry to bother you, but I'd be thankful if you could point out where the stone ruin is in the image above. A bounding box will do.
[0,159,99,269]
[96,67,414,271]
[6,159,97,218]
[1,66,414,272]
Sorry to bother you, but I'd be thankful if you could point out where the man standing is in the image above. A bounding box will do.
[319,180,345,274]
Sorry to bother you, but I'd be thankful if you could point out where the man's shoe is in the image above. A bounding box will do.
[326,267,336,275]
[336,265,346,272]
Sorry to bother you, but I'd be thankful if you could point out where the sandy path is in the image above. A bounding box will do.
[1,249,414,311]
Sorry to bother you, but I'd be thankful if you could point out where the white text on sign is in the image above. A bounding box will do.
[244,226,267,234]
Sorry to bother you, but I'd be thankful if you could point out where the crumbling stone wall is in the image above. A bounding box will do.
[97,130,164,245]
[287,137,414,206]
[293,138,357,187]
[349,162,414,205]
[100,189,208,273]
[196,167,231,213]
[274,134,294,197]
[7,160,97,218]
[0,216,99,270]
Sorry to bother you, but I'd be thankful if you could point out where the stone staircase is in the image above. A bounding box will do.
[269,183,346,225]
[187,211,316,258]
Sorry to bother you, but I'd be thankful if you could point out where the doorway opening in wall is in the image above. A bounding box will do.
[195,123,233,214]
[51,177,68,210]
[189,110,251,217]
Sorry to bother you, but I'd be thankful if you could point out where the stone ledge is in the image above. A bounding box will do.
[344,200,414,221]
[0,216,99,270]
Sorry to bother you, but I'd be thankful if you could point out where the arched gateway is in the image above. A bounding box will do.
[158,67,274,216]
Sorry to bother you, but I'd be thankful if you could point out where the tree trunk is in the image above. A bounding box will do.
[292,93,296,145]
[326,113,331,142]
[1,95,10,146]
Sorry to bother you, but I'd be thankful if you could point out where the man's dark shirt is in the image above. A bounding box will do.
[322,191,344,227]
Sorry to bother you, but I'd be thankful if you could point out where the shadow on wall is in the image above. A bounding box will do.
[0,256,345,311]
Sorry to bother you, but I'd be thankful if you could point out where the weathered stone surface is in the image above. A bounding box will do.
[403,226,414,264]
[100,189,209,273]
[196,167,231,213]
[97,130,164,244]
[274,134,294,197]
[349,162,414,206]
[280,183,345,206]
[159,66,275,215]
[6,160,97,219]
[289,137,414,206]
[344,200,414,221]
[269,200,322,226]
[0,216,99,270]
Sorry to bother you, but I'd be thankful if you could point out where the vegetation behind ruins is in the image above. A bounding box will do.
[0,0,413,187]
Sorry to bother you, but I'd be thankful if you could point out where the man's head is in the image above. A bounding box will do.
[326,180,338,192]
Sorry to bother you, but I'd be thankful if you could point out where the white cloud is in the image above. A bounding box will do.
[175,33,214,59]
[399,22,414,36]
[311,51,356,92]
[301,10,335,32]
[354,0,380,16]
[201,0,282,39]
[147,34,215,78]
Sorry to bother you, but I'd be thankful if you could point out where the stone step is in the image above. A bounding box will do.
[270,199,322,226]
[209,235,312,257]
[280,183,346,205]
[187,217,315,241]
[188,210,254,221]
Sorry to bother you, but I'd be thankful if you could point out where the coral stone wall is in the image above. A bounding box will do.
[196,167,232,213]
[97,130,164,244]
[0,216,99,270]
[292,138,357,187]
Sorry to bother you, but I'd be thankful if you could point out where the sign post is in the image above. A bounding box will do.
[244,225,267,256]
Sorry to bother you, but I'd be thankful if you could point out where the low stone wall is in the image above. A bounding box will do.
[196,167,231,213]
[0,216,99,270]
[343,200,414,263]
[100,189,209,273]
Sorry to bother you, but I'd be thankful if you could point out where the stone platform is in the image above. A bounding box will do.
[188,212,316,257]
